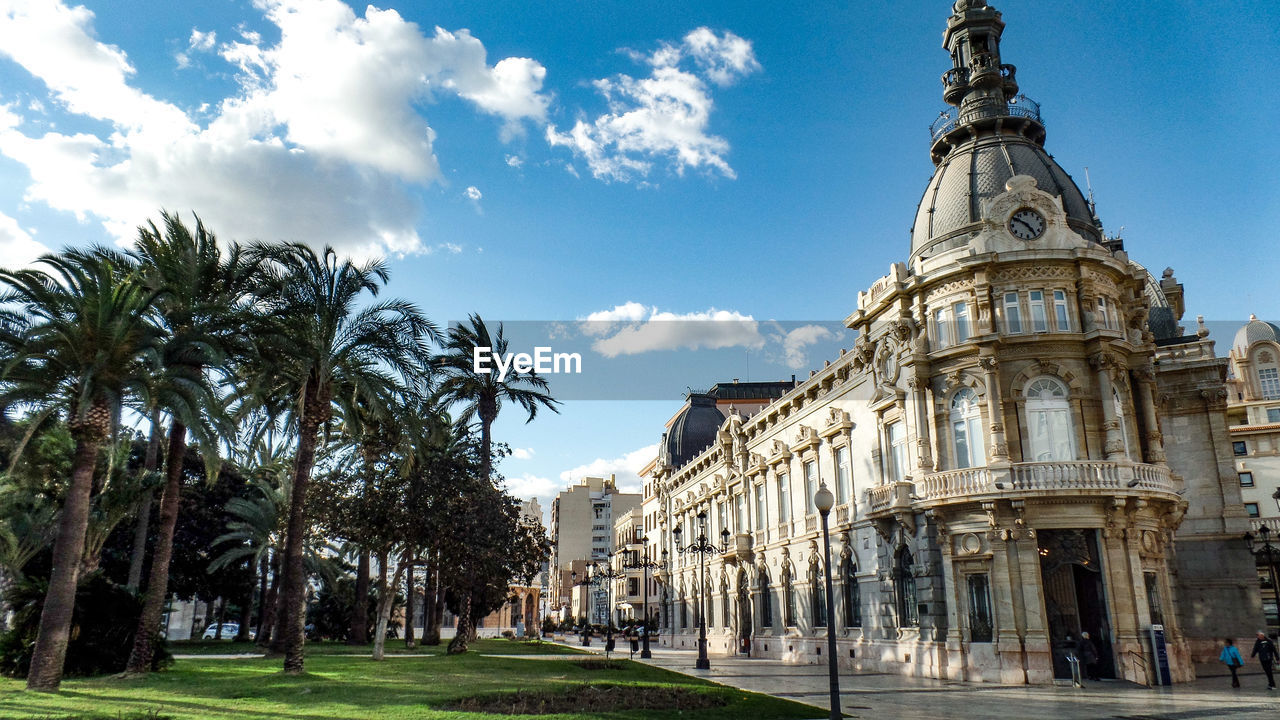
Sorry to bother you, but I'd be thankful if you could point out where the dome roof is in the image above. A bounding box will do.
[910,133,1101,261]
[1234,315,1280,353]
[662,394,724,469]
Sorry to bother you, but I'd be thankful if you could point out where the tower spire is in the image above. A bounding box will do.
[929,0,1045,164]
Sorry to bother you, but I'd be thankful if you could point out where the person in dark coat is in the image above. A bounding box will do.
[1076,631,1100,682]
[1251,631,1278,689]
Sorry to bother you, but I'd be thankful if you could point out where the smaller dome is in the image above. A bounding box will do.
[663,394,724,469]
[1235,315,1280,353]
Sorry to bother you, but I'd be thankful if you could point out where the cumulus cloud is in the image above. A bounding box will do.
[559,443,658,496]
[510,447,535,460]
[501,472,561,502]
[0,0,550,256]
[504,153,523,168]
[769,323,843,370]
[0,210,50,270]
[546,28,759,182]
[580,302,764,357]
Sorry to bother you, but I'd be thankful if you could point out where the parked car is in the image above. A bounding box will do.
[202,622,253,640]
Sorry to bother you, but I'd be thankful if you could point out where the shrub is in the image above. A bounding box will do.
[501,629,516,640]
[0,573,172,677]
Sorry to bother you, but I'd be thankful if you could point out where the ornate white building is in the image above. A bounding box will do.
[642,0,1261,685]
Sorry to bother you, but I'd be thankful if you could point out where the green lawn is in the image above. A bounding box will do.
[0,640,820,719]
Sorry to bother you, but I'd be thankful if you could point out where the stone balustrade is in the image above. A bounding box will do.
[866,461,1178,516]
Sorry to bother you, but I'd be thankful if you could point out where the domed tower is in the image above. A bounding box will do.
[844,0,1250,686]
[913,1,1100,268]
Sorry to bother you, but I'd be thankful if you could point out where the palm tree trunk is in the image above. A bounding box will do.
[254,555,270,641]
[447,592,473,655]
[280,392,325,675]
[125,422,188,674]
[236,570,254,642]
[404,563,415,648]
[479,413,493,484]
[26,431,102,691]
[371,550,394,661]
[350,549,370,644]
[259,553,281,650]
[126,411,163,591]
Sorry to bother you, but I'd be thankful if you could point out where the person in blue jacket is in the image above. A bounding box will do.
[1221,637,1244,688]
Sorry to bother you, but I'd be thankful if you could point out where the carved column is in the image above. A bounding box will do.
[1090,352,1126,460]
[1134,364,1167,464]
[908,375,934,474]
[979,355,1009,462]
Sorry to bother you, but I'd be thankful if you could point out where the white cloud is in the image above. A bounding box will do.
[510,447,535,460]
[502,472,561,502]
[465,185,482,201]
[580,302,764,357]
[0,0,550,257]
[547,28,759,182]
[559,443,658,496]
[0,210,50,270]
[770,323,843,370]
[504,153,523,168]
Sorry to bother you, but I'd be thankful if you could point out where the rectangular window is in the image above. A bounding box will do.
[954,302,971,343]
[628,578,639,596]
[1246,502,1261,518]
[1053,290,1070,331]
[967,574,993,643]
[777,472,791,524]
[934,307,951,348]
[1097,296,1115,330]
[888,422,908,483]
[735,493,747,535]
[1234,441,1248,456]
[1144,572,1164,627]
[755,483,766,531]
[1261,368,1280,400]
[804,461,817,514]
[1029,290,1047,332]
[1241,472,1255,488]
[1004,292,1022,334]
[836,446,851,506]
[717,501,727,536]
[1268,408,1280,423]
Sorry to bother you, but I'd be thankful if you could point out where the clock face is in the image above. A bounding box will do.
[1008,208,1046,240]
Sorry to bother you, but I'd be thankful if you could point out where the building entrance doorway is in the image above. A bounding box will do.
[1037,529,1115,679]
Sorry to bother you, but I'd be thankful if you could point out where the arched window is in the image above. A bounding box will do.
[757,570,773,628]
[895,547,919,627]
[1257,350,1280,400]
[841,557,862,628]
[679,588,688,630]
[1025,377,1076,461]
[809,562,827,628]
[950,388,986,469]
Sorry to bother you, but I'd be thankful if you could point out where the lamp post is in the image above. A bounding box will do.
[672,510,730,670]
[580,553,626,656]
[1245,524,1280,632]
[814,482,841,720]
[570,569,591,646]
[624,535,666,659]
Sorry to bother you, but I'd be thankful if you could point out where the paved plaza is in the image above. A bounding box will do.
[609,644,1280,719]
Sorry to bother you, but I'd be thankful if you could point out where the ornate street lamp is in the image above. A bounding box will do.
[576,554,626,656]
[814,482,841,720]
[672,510,730,670]
[623,534,666,659]
[1245,524,1280,630]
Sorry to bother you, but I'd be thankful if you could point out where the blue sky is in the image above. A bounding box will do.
[1,0,1278,514]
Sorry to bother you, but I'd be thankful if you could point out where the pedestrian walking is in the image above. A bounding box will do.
[1076,631,1100,682]
[1251,631,1278,689]
[1221,638,1244,688]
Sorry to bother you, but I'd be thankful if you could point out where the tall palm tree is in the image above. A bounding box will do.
[0,249,164,691]
[435,314,560,484]
[124,212,256,675]
[249,243,434,674]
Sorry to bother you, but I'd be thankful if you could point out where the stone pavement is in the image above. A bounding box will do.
[616,645,1280,719]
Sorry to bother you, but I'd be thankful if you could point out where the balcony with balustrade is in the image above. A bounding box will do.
[866,460,1180,518]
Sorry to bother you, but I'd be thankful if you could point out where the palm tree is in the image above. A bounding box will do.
[124,212,257,675]
[0,249,164,690]
[436,314,560,484]
[248,243,434,674]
